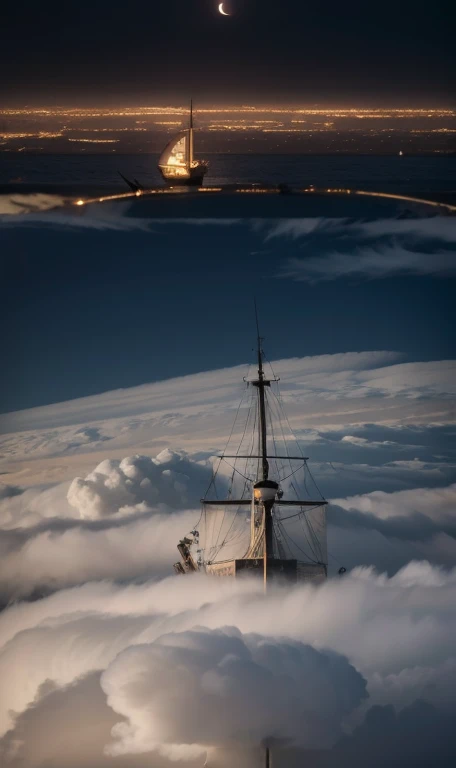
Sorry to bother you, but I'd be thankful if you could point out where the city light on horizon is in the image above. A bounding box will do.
[1,104,455,156]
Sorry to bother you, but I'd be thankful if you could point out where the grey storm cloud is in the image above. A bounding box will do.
[281,245,456,283]
[0,196,241,231]
[0,193,68,215]
[101,627,367,757]
[329,502,456,543]
[258,214,456,283]
[0,200,153,231]
[278,701,456,768]
[265,216,456,245]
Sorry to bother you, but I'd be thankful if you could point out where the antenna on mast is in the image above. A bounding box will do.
[253,299,268,479]
[254,298,265,381]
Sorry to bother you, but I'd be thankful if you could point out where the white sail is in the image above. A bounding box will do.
[201,504,252,565]
[199,502,326,569]
[158,131,189,169]
[274,504,327,565]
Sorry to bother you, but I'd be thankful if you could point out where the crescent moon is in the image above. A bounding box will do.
[218,3,230,16]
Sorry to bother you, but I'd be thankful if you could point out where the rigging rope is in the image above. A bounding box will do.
[278,505,321,522]
[209,383,253,556]
[198,350,329,570]
[204,380,257,563]
[268,382,326,502]
[278,517,320,565]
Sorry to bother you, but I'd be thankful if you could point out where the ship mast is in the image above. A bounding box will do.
[189,99,194,166]
[255,302,269,482]
[188,308,329,586]
[252,302,276,588]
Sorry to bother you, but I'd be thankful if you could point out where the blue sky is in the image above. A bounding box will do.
[2,201,455,413]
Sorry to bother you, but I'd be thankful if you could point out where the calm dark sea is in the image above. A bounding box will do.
[1,153,455,200]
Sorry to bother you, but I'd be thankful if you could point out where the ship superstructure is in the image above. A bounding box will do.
[158,100,208,186]
[174,311,328,587]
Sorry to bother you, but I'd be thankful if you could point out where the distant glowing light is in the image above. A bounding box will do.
[68,138,119,144]
[76,200,85,206]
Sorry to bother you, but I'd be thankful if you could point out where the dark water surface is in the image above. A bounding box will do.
[1,153,455,200]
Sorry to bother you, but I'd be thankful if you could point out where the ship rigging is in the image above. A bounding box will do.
[174,310,328,587]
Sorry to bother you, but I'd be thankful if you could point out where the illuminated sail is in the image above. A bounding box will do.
[158,131,189,170]
[158,102,208,185]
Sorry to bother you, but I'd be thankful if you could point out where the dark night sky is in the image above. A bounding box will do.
[1,0,454,105]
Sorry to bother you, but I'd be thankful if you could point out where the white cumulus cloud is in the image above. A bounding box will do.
[1,564,456,766]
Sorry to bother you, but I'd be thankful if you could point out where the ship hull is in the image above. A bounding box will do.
[159,162,209,186]
[206,558,326,584]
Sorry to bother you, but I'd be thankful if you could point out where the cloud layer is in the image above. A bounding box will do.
[102,627,366,758]
[1,564,456,766]
[282,245,456,283]
[0,352,455,603]
[0,350,455,766]
[0,449,218,601]
[262,215,456,283]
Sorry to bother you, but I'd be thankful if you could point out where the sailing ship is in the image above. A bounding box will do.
[158,100,208,186]
[174,312,328,588]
